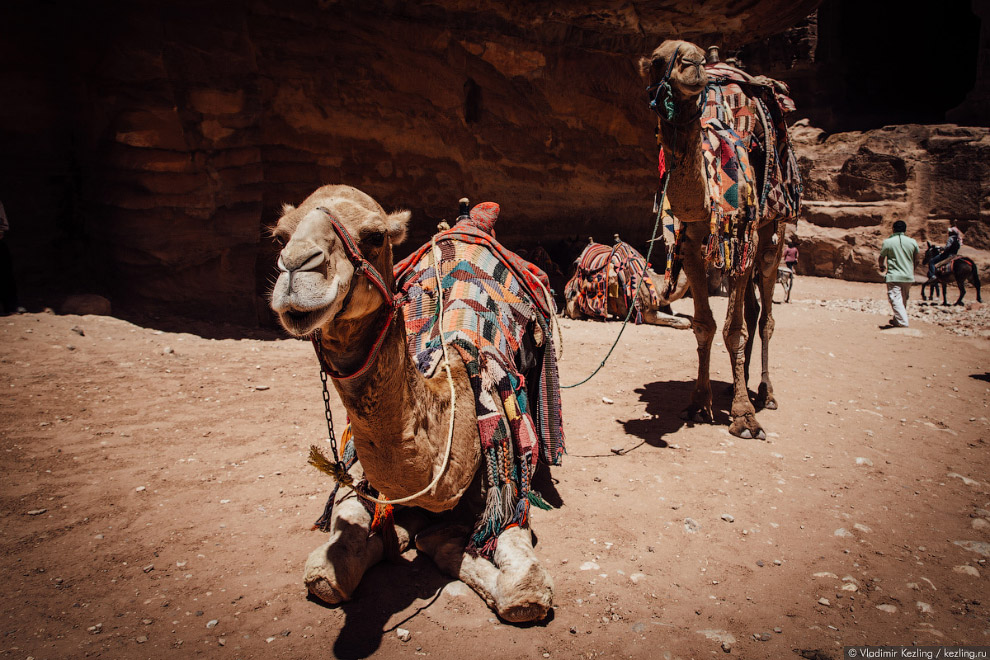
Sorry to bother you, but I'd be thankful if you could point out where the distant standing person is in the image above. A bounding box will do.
[878,220,919,329]
[0,199,22,315]
[783,241,799,272]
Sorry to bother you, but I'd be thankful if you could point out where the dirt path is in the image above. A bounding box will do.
[2,276,988,659]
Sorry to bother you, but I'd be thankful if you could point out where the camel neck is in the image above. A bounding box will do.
[316,305,458,505]
[657,99,709,223]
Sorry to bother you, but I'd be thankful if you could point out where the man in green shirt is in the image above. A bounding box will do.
[878,220,920,328]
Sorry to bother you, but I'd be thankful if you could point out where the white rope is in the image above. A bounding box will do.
[529,272,564,360]
[338,234,456,507]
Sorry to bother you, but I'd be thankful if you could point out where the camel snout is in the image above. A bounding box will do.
[278,246,326,274]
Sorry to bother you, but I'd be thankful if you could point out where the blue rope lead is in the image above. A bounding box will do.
[561,173,670,389]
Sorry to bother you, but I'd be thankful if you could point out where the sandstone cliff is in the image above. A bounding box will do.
[0,0,819,324]
[791,122,990,285]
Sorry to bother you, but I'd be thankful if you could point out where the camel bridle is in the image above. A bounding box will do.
[646,46,707,126]
[308,205,407,381]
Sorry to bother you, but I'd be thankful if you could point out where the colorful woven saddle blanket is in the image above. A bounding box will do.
[662,63,802,289]
[393,210,564,559]
[563,241,662,324]
[704,63,802,226]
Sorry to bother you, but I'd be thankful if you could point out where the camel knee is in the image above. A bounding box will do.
[692,313,716,343]
[760,315,774,337]
[722,325,748,352]
[302,497,383,604]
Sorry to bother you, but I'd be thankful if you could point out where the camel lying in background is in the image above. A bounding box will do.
[269,185,563,623]
[563,237,690,329]
[639,40,802,438]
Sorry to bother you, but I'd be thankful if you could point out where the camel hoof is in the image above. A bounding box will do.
[763,398,778,411]
[495,551,553,623]
[305,576,348,605]
[499,602,551,623]
[729,416,765,440]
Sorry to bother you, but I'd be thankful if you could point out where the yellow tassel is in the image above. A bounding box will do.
[308,445,354,487]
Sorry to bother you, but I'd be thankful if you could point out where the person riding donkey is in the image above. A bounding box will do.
[931,219,963,271]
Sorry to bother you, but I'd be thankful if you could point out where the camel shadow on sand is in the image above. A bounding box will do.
[313,475,561,658]
[309,552,448,659]
[618,378,740,447]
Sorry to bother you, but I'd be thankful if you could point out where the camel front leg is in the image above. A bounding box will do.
[304,464,427,605]
[755,231,782,410]
[755,259,779,410]
[304,494,384,604]
[679,222,716,423]
[724,272,765,439]
[416,524,553,623]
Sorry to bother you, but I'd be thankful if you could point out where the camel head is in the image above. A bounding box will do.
[269,184,410,337]
[639,40,708,101]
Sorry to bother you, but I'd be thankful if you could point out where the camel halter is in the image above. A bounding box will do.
[308,228,457,513]
[646,46,707,126]
[309,206,406,381]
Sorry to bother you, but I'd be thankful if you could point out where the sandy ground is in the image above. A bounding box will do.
[2,275,989,660]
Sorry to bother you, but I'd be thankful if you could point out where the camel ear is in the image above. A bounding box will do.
[386,210,411,246]
[637,55,658,79]
[280,203,296,216]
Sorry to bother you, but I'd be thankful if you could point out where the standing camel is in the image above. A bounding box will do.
[269,185,563,622]
[638,40,802,438]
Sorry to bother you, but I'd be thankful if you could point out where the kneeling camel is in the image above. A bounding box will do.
[269,185,561,622]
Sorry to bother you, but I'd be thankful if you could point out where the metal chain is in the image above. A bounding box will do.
[320,370,340,464]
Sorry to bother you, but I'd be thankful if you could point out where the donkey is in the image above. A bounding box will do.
[921,243,982,306]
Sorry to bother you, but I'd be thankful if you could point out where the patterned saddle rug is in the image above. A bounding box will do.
[392,203,565,559]
[661,62,802,293]
[564,240,662,324]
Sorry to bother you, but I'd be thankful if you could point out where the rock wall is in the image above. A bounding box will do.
[0,0,821,324]
[791,122,990,284]
[4,0,987,325]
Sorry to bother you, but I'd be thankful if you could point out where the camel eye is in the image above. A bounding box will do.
[363,231,385,247]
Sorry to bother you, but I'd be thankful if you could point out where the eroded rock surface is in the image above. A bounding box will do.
[792,123,990,284]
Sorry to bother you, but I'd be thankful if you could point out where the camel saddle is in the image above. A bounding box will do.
[662,62,803,285]
[564,240,662,324]
[393,203,564,558]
